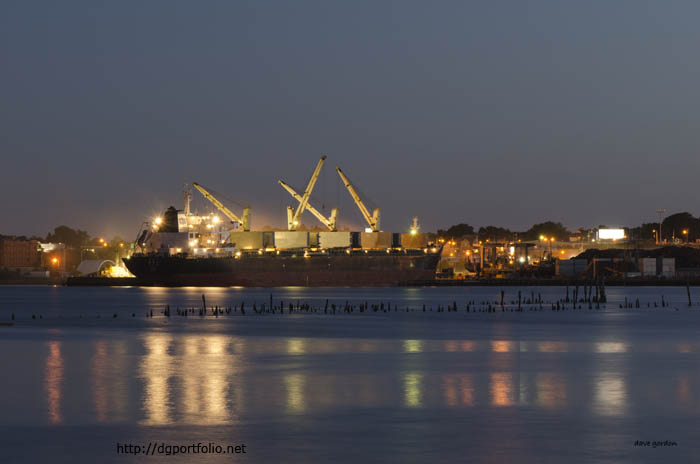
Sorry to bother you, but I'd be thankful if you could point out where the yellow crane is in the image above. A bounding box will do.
[282,155,329,231]
[278,180,338,230]
[335,167,380,232]
[191,182,251,231]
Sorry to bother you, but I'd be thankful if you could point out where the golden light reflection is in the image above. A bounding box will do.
[537,341,568,353]
[443,374,474,407]
[677,343,692,353]
[403,340,423,353]
[461,341,475,352]
[594,373,627,416]
[140,334,174,425]
[595,342,627,353]
[45,341,63,424]
[490,373,514,406]
[404,372,423,408]
[92,341,108,422]
[285,373,306,413]
[445,341,458,352]
[180,335,235,425]
[536,373,567,408]
[287,339,306,355]
[491,341,515,352]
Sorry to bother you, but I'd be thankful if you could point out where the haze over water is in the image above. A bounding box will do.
[1,285,698,463]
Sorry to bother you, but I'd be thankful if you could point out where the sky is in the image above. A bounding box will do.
[2,1,700,240]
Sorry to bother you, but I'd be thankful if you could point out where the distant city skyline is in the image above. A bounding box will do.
[3,1,700,239]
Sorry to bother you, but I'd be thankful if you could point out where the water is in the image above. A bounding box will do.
[1,285,699,463]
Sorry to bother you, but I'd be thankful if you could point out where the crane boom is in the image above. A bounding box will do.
[288,155,326,229]
[192,182,250,231]
[335,167,379,231]
[278,180,337,230]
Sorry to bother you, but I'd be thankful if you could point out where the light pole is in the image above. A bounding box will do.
[656,209,665,244]
[683,229,688,244]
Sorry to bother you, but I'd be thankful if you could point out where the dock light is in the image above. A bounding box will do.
[155,217,162,225]
[98,238,104,243]
[102,243,108,247]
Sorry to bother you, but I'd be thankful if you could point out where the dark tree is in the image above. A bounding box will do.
[523,222,571,241]
[45,226,91,247]
[477,226,513,242]
[437,223,475,238]
[661,212,700,241]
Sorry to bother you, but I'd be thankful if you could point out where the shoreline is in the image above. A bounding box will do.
[0,277,697,287]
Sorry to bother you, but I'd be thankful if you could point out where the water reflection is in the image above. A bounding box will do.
[491,341,515,352]
[285,373,306,413]
[180,335,236,425]
[45,341,63,424]
[594,373,627,416]
[678,376,690,406]
[92,341,108,422]
[537,341,568,353]
[490,373,515,406]
[139,333,241,425]
[443,374,474,407]
[403,340,423,353]
[535,373,567,408]
[287,339,306,355]
[140,334,173,425]
[595,342,627,353]
[404,372,423,407]
[677,343,692,353]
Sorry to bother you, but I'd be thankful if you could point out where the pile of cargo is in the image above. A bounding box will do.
[227,231,428,250]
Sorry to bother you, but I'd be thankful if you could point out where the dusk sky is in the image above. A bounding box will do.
[2,1,700,240]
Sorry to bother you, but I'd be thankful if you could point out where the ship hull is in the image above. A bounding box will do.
[123,252,440,287]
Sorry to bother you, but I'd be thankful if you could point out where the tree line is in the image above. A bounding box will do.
[438,212,700,243]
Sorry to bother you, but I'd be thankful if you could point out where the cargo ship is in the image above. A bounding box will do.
[122,156,441,287]
[124,248,441,287]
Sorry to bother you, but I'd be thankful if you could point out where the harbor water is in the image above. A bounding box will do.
[1,285,699,463]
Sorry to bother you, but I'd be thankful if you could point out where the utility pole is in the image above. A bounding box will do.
[656,209,665,244]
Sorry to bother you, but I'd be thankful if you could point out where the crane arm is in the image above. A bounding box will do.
[291,155,326,227]
[279,180,337,230]
[336,167,377,231]
[192,182,251,231]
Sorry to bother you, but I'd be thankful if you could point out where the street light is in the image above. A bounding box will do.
[683,229,689,243]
